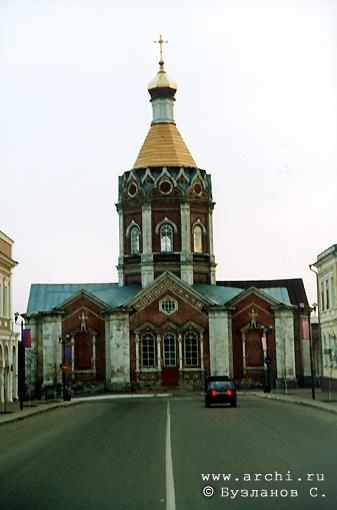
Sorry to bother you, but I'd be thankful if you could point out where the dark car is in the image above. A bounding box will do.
[205,378,237,408]
[204,375,230,392]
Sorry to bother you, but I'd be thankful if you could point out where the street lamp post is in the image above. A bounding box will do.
[261,325,273,393]
[59,334,71,401]
[14,312,30,410]
[299,303,316,400]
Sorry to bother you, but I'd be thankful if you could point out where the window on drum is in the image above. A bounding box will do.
[161,225,173,252]
[193,225,202,253]
[131,226,140,254]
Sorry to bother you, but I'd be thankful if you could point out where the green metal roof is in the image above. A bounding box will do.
[27,283,142,314]
[27,280,292,315]
[193,284,243,305]
[193,283,291,306]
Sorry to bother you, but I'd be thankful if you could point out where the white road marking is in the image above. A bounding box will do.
[166,400,176,510]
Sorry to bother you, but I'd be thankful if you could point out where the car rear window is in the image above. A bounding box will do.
[208,381,232,390]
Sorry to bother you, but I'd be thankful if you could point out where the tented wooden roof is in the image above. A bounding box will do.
[133,123,197,169]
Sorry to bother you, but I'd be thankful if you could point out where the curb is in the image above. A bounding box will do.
[0,400,81,427]
[0,393,173,426]
[245,391,337,415]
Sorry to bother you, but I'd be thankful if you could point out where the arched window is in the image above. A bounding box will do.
[184,331,198,366]
[141,333,155,367]
[193,225,203,253]
[163,332,176,366]
[130,226,140,254]
[161,225,173,252]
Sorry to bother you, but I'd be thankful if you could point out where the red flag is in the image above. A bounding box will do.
[23,329,31,348]
[301,320,309,340]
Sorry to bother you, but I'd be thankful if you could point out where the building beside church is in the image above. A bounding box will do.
[312,244,337,391]
[0,231,19,405]
[25,45,311,398]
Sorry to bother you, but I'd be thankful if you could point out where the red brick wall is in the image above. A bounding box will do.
[129,290,209,382]
[61,295,106,383]
[231,293,276,383]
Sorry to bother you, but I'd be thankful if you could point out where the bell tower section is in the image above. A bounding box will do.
[116,37,217,287]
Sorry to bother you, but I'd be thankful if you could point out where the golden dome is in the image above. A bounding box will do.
[148,67,178,94]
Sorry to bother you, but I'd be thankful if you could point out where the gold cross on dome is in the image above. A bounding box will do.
[154,34,168,66]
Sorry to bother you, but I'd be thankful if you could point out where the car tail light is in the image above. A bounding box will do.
[211,389,217,397]
[226,389,233,397]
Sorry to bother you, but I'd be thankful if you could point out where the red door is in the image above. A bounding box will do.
[162,333,179,386]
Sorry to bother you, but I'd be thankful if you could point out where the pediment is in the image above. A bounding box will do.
[53,289,110,313]
[125,272,213,313]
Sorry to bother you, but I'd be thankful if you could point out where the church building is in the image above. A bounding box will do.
[25,40,311,398]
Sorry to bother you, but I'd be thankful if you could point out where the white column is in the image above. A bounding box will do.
[180,203,193,285]
[71,337,75,375]
[208,206,217,285]
[92,334,97,374]
[141,203,154,287]
[108,311,130,389]
[118,208,124,287]
[0,278,3,316]
[200,332,204,372]
[157,334,161,371]
[208,206,214,257]
[180,203,191,253]
[241,332,247,375]
[275,309,296,382]
[178,334,183,371]
[135,334,140,375]
[208,307,232,376]
[0,364,3,404]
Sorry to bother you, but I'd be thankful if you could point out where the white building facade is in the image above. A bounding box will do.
[313,244,337,391]
[0,231,19,407]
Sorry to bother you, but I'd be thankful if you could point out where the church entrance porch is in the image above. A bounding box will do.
[132,323,206,389]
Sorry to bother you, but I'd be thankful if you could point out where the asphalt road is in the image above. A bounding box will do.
[0,395,336,510]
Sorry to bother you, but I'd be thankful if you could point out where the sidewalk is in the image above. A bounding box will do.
[245,387,337,414]
[1,388,337,426]
[0,398,80,426]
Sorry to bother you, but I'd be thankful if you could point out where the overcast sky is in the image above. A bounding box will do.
[1,0,336,316]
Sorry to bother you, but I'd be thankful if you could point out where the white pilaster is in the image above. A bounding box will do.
[106,311,130,390]
[118,208,124,287]
[141,202,154,287]
[135,333,140,375]
[41,316,63,389]
[71,337,75,374]
[200,332,204,372]
[180,203,193,285]
[208,307,232,376]
[274,309,296,382]
[208,206,217,284]
[208,206,214,258]
[178,334,183,370]
[157,334,161,371]
[92,334,97,374]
